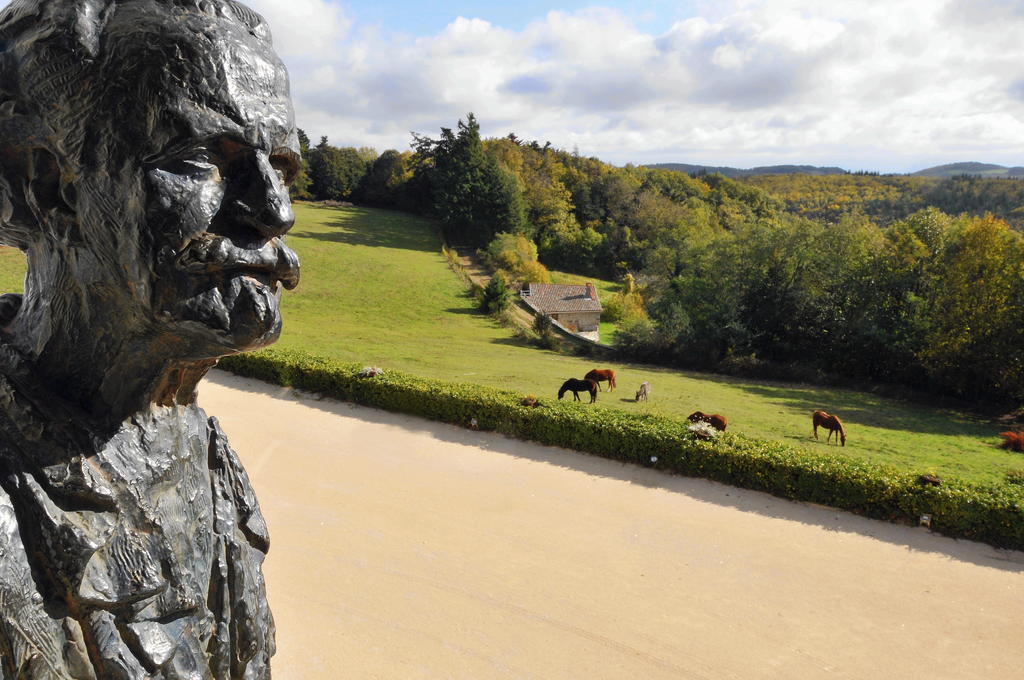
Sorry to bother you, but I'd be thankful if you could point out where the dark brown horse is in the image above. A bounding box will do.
[812,410,846,446]
[584,369,616,391]
[688,411,727,431]
[558,378,598,403]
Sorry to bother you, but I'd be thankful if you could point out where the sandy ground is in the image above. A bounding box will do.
[200,370,1024,680]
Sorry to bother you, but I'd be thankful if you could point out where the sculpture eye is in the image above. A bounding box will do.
[158,149,220,177]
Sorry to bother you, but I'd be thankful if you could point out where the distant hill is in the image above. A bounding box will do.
[646,163,848,178]
[911,162,1024,178]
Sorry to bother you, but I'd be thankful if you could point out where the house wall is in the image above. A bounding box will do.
[550,311,601,340]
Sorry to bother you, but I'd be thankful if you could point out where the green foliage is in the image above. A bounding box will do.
[533,312,558,349]
[219,349,1024,551]
[412,113,527,246]
[289,127,313,200]
[744,172,1024,230]
[601,274,646,324]
[360,149,413,209]
[480,272,514,314]
[483,232,551,285]
[308,137,373,201]
[626,205,1024,404]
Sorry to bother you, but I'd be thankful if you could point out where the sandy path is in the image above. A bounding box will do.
[200,370,1023,680]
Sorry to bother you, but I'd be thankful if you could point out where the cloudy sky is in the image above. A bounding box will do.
[10,0,1024,173]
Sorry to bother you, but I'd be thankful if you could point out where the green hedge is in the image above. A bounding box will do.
[219,349,1024,551]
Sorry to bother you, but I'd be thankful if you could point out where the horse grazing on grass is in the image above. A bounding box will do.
[812,410,846,446]
[558,378,598,403]
[635,381,651,402]
[999,431,1024,452]
[688,411,727,431]
[584,369,616,391]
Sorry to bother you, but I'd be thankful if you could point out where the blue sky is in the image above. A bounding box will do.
[340,0,700,36]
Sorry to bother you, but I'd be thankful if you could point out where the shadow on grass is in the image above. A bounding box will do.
[489,336,536,349]
[290,206,439,253]
[730,382,993,438]
[209,369,1024,572]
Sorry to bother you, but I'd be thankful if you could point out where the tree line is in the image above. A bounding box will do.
[294,115,1024,405]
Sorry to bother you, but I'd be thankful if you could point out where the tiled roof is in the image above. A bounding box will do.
[522,283,603,313]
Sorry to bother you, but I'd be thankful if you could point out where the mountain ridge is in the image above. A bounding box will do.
[646,161,1024,178]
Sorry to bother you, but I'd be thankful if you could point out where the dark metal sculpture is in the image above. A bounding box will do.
[0,1,301,676]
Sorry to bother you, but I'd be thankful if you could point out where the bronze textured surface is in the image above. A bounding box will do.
[0,1,300,676]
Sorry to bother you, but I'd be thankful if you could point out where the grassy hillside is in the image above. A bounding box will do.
[1,204,1020,486]
[277,204,1018,486]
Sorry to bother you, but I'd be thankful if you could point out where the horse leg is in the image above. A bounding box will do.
[813,422,819,440]
[590,389,597,403]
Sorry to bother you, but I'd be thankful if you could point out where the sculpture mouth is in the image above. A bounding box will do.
[174,234,300,290]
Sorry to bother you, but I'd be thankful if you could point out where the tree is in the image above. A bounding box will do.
[412,113,526,246]
[289,127,313,200]
[360,149,412,207]
[480,272,514,314]
[918,214,1024,400]
[308,137,370,201]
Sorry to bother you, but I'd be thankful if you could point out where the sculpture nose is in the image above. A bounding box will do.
[231,152,295,239]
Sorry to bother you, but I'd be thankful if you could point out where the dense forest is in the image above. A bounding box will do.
[293,115,1024,406]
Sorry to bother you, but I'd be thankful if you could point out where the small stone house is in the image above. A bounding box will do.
[521,282,603,342]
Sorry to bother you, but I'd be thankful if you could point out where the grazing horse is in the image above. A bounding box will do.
[584,369,616,391]
[558,378,598,403]
[812,410,846,446]
[999,431,1024,452]
[635,381,651,402]
[688,411,727,431]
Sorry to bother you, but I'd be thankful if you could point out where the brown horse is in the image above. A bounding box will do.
[558,378,598,403]
[688,411,727,431]
[812,410,846,446]
[999,431,1024,452]
[584,369,616,391]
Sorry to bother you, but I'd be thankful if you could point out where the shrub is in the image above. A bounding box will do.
[219,349,1024,551]
[484,232,551,286]
[480,273,513,314]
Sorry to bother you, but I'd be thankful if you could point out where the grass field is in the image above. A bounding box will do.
[1,203,1020,486]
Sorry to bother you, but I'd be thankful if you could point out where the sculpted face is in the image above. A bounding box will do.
[141,16,301,355]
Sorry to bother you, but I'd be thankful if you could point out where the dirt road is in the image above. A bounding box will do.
[201,370,1024,680]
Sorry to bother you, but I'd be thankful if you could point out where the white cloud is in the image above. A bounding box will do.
[245,0,352,57]
[265,0,1024,170]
